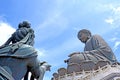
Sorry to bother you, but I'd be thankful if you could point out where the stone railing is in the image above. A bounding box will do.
[52,64,120,80]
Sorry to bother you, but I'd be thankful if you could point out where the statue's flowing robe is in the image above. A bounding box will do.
[0,44,41,80]
[82,34,117,63]
[0,27,46,80]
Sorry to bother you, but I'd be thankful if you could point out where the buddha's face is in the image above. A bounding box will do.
[78,32,88,43]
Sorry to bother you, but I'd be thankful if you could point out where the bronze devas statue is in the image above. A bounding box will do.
[0,21,51,80]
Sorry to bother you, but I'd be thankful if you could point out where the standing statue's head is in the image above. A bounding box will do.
[18,21,31,28]
[77,29,91,43]
[13,21,35,46]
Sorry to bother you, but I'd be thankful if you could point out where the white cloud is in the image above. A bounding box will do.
[113,41,120,51]
[0,21,15,45]
[109,37,120,52]
[113,6,120,14]
[94,3,120,28]
[105,18,114,24]
[104,4,120,28]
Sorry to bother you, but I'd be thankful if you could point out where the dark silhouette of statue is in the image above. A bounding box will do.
[0,21,50,80]
[65,29,117,70]
[0,21,33,47]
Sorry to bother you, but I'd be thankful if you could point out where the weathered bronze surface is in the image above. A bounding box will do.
[65,29,117,72]
[0,21,50,80]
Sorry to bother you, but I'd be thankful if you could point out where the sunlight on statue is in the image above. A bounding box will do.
[65,29,118,71]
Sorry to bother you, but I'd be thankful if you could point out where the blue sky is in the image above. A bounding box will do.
[0,0,120,80]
